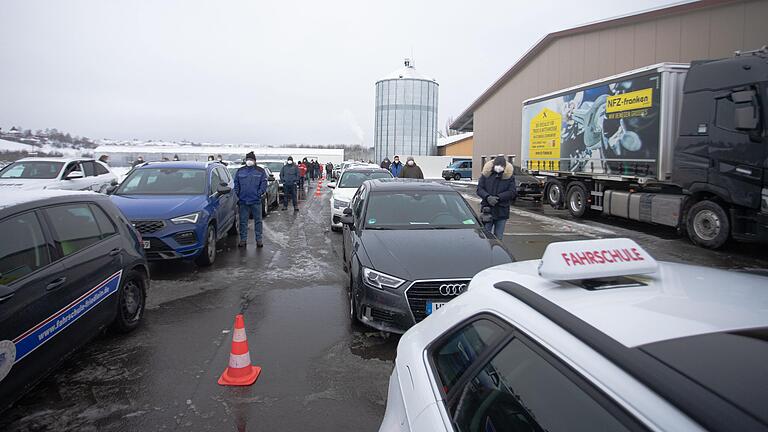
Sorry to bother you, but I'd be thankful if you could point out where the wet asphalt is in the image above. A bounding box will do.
[2,179,767,432]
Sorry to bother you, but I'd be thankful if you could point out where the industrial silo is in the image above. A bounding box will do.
[374,59,438,164]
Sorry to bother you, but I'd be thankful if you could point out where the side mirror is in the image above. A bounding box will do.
[327,183,336,189]
[340,215,354,226]
[734,105,758,130]
[65,171,84,180]
[106,185,118,195]
[343,207,353,215]
[110,179,118,186]
[217,185,232,195]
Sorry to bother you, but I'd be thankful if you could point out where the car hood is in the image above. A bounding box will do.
[0,178,58,190]
[110,194,208,220]
[332,187,357,202]
[359,228,514,281]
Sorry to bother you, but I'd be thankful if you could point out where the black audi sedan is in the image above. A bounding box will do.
[341,179,514,333]
[0,190,149,412]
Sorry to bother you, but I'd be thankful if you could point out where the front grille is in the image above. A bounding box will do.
[132,220,165,234]
[173,231,197,246]
[406,280,470,323]
[369,307,396,324]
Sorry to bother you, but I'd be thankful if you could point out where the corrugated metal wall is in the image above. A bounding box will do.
[472,0,768,178]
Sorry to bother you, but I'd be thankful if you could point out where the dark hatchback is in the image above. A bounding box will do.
[341,180,514,333]
[0,190,149,412]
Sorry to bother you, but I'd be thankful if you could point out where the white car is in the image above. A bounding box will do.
[258,159,286,194]
[380,238,768,432]
[329,167,392,231]
[0,157,118,193]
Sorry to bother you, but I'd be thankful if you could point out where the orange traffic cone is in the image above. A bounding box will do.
[218,314,261,386]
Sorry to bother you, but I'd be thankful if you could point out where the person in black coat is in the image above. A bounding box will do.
[476,156,517,238]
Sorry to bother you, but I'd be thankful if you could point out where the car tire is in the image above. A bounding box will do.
[195,224,217,266]
[453,173,461,181]
[227,210,239,236]
[686,200,730,249]
[566,183,589,218]
[111,269,147,333]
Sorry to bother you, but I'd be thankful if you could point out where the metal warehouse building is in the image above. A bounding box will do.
[451,0,768,178]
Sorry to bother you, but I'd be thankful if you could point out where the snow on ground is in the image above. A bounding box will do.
[0,138,36,152]
[0,138,84,157]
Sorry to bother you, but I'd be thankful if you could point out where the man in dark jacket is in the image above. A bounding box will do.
[132,155,145,167]
[234,151,268,248]
[280,156,300,211]
[380,158,391,171]
[325,162,334,180]
[399,156,424,179]
[389,155,403,177]
[476,156,516,238]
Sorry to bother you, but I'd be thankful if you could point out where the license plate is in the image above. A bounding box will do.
[142,240,151,249]
[426,301,447,315]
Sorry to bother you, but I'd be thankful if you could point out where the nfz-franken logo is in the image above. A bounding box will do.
[606,88,653,113]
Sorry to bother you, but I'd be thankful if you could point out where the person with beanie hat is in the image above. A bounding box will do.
[280,156,300,211]
[398,156,424,179]
[234,151,268,247]
[477,155,516,238]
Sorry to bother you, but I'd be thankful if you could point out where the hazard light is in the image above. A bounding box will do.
[538,238,658,281]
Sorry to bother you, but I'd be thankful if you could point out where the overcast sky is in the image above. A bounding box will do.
[0,0,679,146]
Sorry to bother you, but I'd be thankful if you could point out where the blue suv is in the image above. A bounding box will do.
[110,162,237,266]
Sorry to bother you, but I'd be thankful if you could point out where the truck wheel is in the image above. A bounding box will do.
[546,180,564,209]
[454,173,461,181]
[566,184,588,218]
[195,224,217,266]
[686,200,729,249]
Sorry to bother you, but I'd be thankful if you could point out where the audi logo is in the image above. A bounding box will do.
[439,284,467,296]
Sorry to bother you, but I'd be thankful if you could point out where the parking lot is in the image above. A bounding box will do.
[2,180,766,432]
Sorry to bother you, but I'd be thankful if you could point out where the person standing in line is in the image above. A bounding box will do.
[325,161,334,180]
[389,155,403,177]
[476,156,516,239]
[217,154,227,165]
[298,159,307,192]
[318,162,324,180]
[207,155,215,161]
[234,152,268,248]
[132,155,145,167]
[398,156,424,179]
[280,156,300,212]
[302,158,311,186]
[380,158,391,171]
[172,154,180,161]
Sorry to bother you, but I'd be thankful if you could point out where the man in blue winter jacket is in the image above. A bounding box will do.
[279,156,300,212]
[389,155,403,177]
[234,151,268,248]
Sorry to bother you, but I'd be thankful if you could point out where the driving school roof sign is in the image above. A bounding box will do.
[538,238,658,280]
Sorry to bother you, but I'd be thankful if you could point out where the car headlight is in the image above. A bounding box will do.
[363,267,404,290]
[333,199,349,209]
[171,212,200,224]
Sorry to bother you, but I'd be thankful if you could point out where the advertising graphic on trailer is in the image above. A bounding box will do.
[522,72,661,177]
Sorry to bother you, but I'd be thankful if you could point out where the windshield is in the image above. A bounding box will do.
[116,168,207,195]
[0,161,64,179]
[364,191,479,229]
[449,161,468,168]
[338,171,392,188]
[261,162,284,172]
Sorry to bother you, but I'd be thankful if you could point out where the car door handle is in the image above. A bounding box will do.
[109,248,122,256]
[46,277,67,291]
[0,292,14,303]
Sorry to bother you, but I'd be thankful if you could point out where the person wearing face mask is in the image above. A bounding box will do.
[280,156,300,211]
[234,152,268,248]
[398,156,424,179]
[216,154,227,165]
[477,155,517,238]
[208,155,215,162]
[389,156,403,177]
[380,158,391,171]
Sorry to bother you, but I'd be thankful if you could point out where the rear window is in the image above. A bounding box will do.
[365,191,478,229]
[338,171,392,188]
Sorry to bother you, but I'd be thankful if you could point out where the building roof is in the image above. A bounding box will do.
[437,132,473,148]
[377,59,438,83]
[94,145,345,156]
[450,0,734,131]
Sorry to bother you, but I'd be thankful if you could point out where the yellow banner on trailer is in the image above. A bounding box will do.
[529,108,562,171]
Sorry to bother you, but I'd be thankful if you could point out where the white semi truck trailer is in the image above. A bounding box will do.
[521,48,767,249]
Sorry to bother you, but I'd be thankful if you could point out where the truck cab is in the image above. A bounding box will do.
[673,50,768,247]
